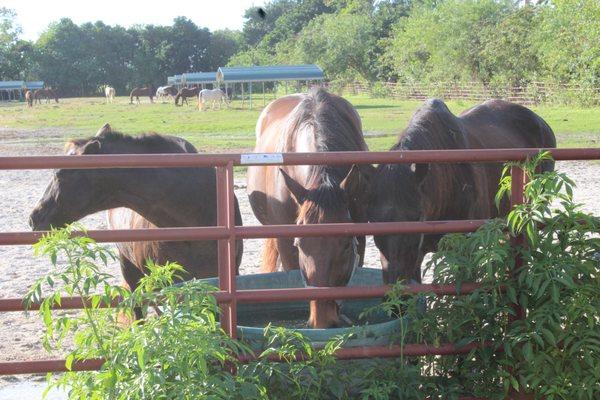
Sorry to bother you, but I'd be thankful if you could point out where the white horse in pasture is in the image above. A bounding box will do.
[198,89,229,111]
[104,86,116,103]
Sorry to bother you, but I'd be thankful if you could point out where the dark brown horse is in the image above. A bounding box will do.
[25,90,33,107]
[33,88,59,104]
[174,87,200,106]
[29,124,243,318]
[129,86,155,104]
[247,88,371,328]
[366,99,556,284]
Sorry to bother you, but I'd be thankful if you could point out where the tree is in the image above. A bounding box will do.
[295,12,376,80]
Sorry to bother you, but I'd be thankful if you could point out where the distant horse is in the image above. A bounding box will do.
[174,87,200,106]
[25,90,33,107]
[366,99,557,284]
[246,88,371,328]
[104,86,116,103]
[29,123,244,319]
[33,88,59,104]
[156,85,178,102]
[198,89,229,110]
[130,86,155,104]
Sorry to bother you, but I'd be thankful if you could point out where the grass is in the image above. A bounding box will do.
[0,95,598,152]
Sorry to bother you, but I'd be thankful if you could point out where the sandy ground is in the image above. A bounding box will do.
[0,128,598,389]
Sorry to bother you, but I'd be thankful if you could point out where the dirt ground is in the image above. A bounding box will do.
[0,128,598,388]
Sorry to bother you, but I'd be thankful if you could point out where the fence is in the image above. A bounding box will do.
[337,81,600,106]
[0,148,599,397]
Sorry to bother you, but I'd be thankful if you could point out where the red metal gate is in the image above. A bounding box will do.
[0,148,599,395]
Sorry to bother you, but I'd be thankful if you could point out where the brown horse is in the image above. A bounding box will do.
[174,87,200,106]
[29,124,243,319]
[246,88,371,328]
[129,86,155,104]
[25,90,33,107]
[366,99,556,284]
[33,88,59,104]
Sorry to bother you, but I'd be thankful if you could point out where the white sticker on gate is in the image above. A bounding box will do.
[240,153,283,165]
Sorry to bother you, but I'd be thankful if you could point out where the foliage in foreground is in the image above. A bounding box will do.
[26,156,599,399]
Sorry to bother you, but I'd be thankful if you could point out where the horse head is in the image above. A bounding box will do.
[280,165,367,328]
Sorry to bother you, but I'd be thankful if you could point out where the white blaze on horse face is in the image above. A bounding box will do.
[295,125,317,179]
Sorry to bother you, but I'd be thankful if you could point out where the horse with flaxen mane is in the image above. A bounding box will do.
[365,99,556,284]
[25,90,33,107]
[174,87,200,106]
[247,88,371,328]
[29,124,244,319]
[129,85,155,104]
[33,88,59,104]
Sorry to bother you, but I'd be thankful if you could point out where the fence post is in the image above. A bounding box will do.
[216,166,233,337]
[509,165,527,399]
[226,161,237,339]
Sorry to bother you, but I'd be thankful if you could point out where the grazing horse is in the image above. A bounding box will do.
[129,86,155,104]
[198,89,229,110]
[25,90,33,107]
[29,123,244,319]
[156,85,178,102]
[366,99,556,284]
[246,88,371,328]
[104,86,116,103]
[174,87,200,106]
[33,88,59,104]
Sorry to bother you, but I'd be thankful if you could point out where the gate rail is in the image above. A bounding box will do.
[0,148,599,398]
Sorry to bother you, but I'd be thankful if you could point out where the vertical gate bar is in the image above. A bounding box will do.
[216,165,232,336]
[226,161,237,339]
[509,165,527,399]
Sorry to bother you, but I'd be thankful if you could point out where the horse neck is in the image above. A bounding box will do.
[107,167,213,228]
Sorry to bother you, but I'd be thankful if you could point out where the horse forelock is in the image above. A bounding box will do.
[296,177,347,224]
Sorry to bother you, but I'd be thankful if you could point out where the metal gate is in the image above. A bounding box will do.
[0,148,598,397]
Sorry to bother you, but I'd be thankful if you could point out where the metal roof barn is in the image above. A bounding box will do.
[216,64,324,83]
[0,81,44,101]
[167,75,183,86]
[183,71,217,85]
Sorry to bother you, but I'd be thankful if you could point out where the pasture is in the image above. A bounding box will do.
[0,95,599,151]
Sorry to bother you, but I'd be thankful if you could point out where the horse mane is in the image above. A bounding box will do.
[66,131,197,154]
[284,88,366,223]
[386,99,477,219]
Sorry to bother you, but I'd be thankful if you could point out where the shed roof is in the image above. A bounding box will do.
[183,71,217,84]
[25,81,44,89]
[167,75,183,85]
[0,81,25,90]
[216,64,324,83]
[0,81,45,90]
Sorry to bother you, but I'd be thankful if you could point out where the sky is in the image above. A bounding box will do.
[4,0,265,41]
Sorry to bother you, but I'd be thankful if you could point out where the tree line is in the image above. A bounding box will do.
[1,1,598,98]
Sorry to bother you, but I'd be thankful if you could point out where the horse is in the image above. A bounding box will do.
[156,86,178,102]
[25,90,33,107]
[29,123,244,319]
[104,86,116,103]
[246,88,371,328]
[174,87,200,106]
[365,98,557,284]
[198,89,229,111]
[129,86,155,104]
[33,88,59,104]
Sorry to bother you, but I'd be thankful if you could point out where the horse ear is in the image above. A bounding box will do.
[82,140,102,154]
[410,163,429,184]
[95,123,111,137]
[341,164,374,196]
[280,168,307,204]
